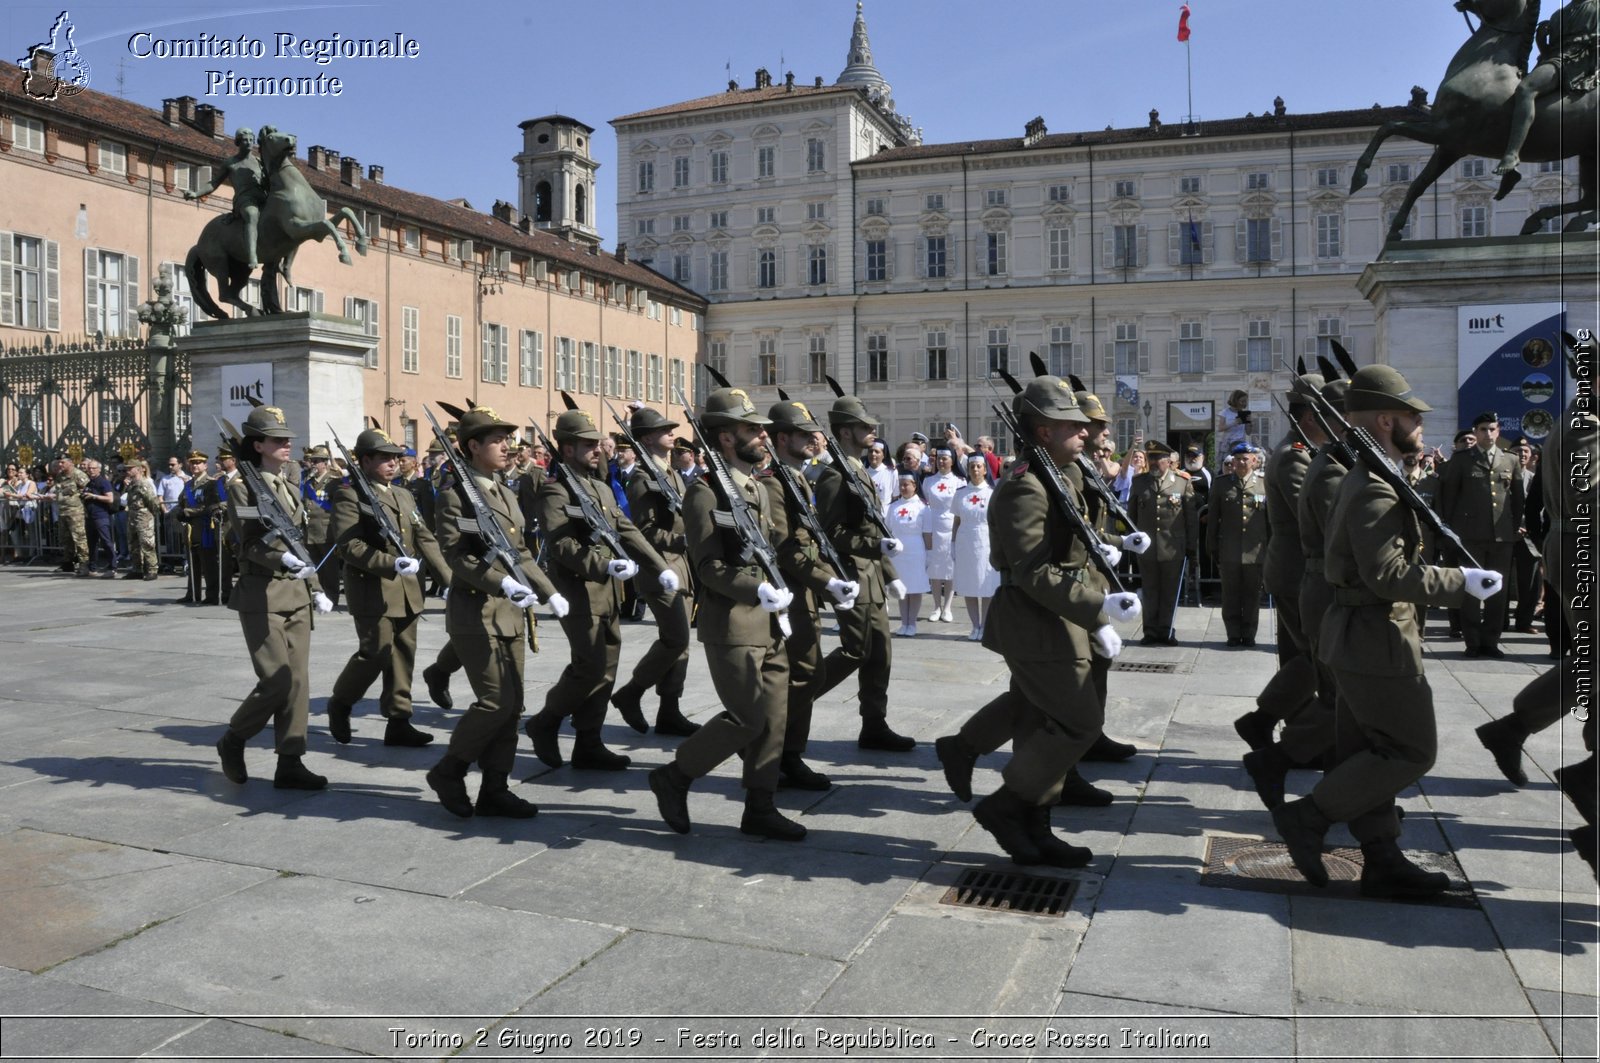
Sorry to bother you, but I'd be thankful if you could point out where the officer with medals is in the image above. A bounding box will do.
[325,427,452,748]
[761,398,860,791]
[425,406,566,820]
[1272,366,1502,898]
[1127,440,1197,644]
[524,407,675,772]
[609,406,701,738]
[301,444,343,607]
[647,388,803,840]
[1437,411,1526,658]
[1207,441,1270,647]
[214,405,335,791]
[808,395,916,752]
[176,451,219,603]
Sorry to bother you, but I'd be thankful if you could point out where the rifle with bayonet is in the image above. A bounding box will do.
[214,416,316,570]
[674,384,792,636]
[816,374,895,540]
[604,399,682,513]
[327,423,411,561]
[527,393,631,563]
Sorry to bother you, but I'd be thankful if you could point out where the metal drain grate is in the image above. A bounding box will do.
[1110,661,1178,673]
[110,609,157,618]
[1199,836,1477,907]
[939,868,1076,917]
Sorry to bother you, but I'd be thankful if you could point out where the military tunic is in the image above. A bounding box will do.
[624,462,693,701]
[302,467,343,603]
[329,480,451,721]
[1437,443,1524,653]
[1127,468,1197,639]
[1254,435,1321,724]
[1206,468,1269,642]
[1286,447,1350,763]
[761,462,840,759]
[180,474,221,602]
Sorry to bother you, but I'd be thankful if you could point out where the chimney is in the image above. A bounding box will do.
[366,163,384,184]
[1023,116,1047,146]
[615,243,629,264]
[307,146,328,170]
[519,215,534,234]
[727,78,738,91]
[1148,108,1161,131]
[28,47,55,84]
[492,199,514,223]
[814,76,824,88]
[784,71,795,91]
[1273,95,1287,117]
[340,156,361,189]
[194,103,226,138]
[162,98,181,126]
[176,96,198,124]
[755,67,771,89]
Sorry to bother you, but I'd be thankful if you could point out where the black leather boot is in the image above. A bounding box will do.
[571,730,631,771]
[648,761,692,834]
[475,770,538,818]
[326,700,353,744]
[741,788,806,840]
[1271,796,1332,887]
[425,754,474,818]
[973,787,1042,865]
[1027,805,1093,868]
[1475,715,1530,787]
[383,717,434,747]
[273,754,328,791]
[1243,743,1292,810]
[609,682,649,734]
[216,730,248,784]
[422,664,453,710]
[1056,766,1113,807]
[1233,710,1275,751]
[523,711,564,767]
[1081,733,1137,762]
[1358,838,1449,899]
[778,753,831,791]
[858,717,915,752]
[654,695,700,737]
[935,734,978,802]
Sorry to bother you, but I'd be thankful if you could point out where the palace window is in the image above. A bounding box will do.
[925,329,949,381]
[866,332,891,383]
[481,322,509,383]
[519,329,543,387]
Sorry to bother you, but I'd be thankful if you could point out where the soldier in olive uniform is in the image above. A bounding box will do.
[425,407,567,819]
[761,399,860,791]
[420,440,465,708]
[1476,334,1598,867]
[326,428,453,748]
[610,407,701,738]
[1206,442,1270,647]
[1437,411,1525,657]
[51,457,90,575]
[1127,441,1198,645]
[300,444,343,607]
[808,395,916,752]
[647,388,804,840]
[214,449,240,603]
[177,451,220,604]
[121,458,162,580]
[214,406,336,791]
[1272,366,1502,898]
[954,377,1137,867]
[524,408,675,772]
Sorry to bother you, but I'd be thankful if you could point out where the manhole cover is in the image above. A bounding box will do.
[1110,661,1178,673]
[1199,835,1477,907]
[939,868,1076,917]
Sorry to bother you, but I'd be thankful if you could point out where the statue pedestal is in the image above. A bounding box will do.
[1358,233,1598,437]
[180,313,371,457]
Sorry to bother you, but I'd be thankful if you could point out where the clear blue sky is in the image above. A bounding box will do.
[6,1,1467,240]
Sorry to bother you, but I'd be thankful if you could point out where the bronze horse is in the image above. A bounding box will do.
[1350,0,1596,240]
[184,127,368,320]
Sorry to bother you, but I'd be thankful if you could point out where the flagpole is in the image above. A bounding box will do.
[1186,39,1193,127]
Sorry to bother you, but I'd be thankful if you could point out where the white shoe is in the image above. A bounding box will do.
[905,624,918,637]
[968,627,982,641]
[942,605,956,622]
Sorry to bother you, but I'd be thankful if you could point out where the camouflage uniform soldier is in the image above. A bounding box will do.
[51,457,89,575]
[121,458,161,580]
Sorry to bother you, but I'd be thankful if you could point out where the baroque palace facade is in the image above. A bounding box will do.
[611,6,1576,455]
[0,58,705,458]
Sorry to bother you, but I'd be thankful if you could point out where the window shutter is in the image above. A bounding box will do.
[1167,339,1180,373]
[1102,231,1115,271]
[889,342,899,382]
[0,232,13,327]
[886,243,896,281]
[914,236,927,279]
[1235,221,1247,263]
[1272,337,1284,360]
[750,349,760,386]
[84,249,99,333]
[1271,218,1284,261]
[125,255,140,336]
[344,295,355,320]
[1235,337,1248,370]
[948,238,958,276]
[948,343,960,379]
[367,299,380,338]
[1202,221,1215,264]
[1167,222,1181,265]
[313,290,325,314]
[1304,336,1319,358]
[1203,339,1216,372]
[914,341,927,381]
[1102,341,1115,374]
[1138,340,1150,375]
[1137,226,1148,269]
[460,239,474,262]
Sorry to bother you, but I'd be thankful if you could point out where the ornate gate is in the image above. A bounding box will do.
[0,334,191,470]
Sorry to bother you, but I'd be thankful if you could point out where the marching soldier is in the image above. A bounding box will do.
[1206,442,1269,647]
[808,395,916,752]
[214,405,335,790]
[121,457,161,581]
[1272,366,1501,899]
[301,444,343,607]
[178,450,219,604]
[523,407,675,772]
[610,406,701,737]
[1436,411,1525,657]
[1127,441,1197,645]
[325,428,452,748]
[425,406,566,819]
[761,398,860,791]
[50,456,90,576]
[646,388,803,839]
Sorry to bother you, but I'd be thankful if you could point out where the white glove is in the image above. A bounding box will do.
[442,586,450,602]
[879,537,904,555]
[658,569,680,594]
[291,563,315,581]
[312,591,333,615]
[394,556,421,576]
[1090,624,1123,659]
[499,575,537,608]
[756,582,793,613]
[607,558,639,581]
[826,578,860,605]
[886,578,907,600]
[1461,567,1503,602]
[546,592,570,618]
[1103,592,1142,624]
[281,551,308,573]
[1097,542,1123,568]
[1122,531,1152,555]
[835,593,859,612]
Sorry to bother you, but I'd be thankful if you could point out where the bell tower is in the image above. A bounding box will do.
[515,115,601,247]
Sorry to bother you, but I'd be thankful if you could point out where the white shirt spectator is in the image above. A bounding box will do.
[157,467,189,512]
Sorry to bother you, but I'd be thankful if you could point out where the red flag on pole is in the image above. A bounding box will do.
[1177,3,1192,42]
